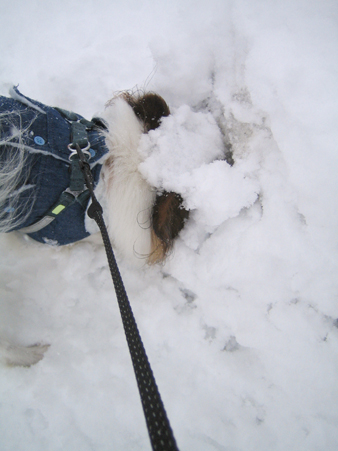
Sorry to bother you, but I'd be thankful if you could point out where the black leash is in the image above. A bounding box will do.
[75,143,180,451]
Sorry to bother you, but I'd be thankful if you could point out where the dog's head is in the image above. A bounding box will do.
[126,92,189,262]
[103,91,189,265]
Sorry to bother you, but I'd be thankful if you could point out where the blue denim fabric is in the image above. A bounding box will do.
[0,87,108,245]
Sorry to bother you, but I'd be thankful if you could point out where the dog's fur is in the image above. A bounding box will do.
[87,91,189,265]
[0,90,189,366]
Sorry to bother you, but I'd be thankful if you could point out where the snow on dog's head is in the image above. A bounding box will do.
[94,91,188,266]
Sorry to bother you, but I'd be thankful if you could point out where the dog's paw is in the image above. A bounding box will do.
[0,338,50,367]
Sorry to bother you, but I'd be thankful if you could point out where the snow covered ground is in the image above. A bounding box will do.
[1,0,338,449]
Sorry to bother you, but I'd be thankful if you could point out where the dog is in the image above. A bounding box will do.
[0,86,189,365]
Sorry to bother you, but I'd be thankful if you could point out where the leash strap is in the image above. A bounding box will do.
[75,144,180,451]
[18,113,93,234]
[18,155,90,234]
[18,188,89,234]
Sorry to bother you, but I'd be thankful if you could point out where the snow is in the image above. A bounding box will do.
[1,0,338,450]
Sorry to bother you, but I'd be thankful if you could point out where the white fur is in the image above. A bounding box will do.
[0,111,35,233]
[86,97,155,266]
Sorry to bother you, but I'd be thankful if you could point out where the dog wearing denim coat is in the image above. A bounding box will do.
[0,87,189,365]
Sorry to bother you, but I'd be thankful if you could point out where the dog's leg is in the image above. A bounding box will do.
[0,337,49,367]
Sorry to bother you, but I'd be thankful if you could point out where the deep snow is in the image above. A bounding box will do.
[0,0,338,450]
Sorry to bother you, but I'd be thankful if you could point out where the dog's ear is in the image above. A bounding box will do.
[124,93,170,132]
[150,191,189,262]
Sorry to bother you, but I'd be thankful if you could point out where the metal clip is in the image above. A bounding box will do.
[68,142,92,161]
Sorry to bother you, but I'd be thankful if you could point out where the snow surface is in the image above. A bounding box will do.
[1,0,338,450]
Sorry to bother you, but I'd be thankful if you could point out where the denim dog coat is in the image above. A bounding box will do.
[0,87,108,245]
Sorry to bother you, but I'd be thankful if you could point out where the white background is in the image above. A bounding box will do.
[1,1,337,450]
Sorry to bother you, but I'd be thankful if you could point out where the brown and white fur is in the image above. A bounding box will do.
[0,91,189,366]
[87,91,188,266]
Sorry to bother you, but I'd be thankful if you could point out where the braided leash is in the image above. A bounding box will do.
[75,144,180,451]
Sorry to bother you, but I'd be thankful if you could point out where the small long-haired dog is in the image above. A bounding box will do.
[0,87,189,365]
